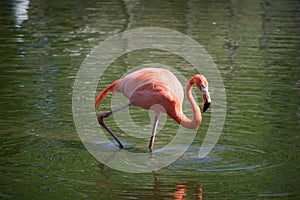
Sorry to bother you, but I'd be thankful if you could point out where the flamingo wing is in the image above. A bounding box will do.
[114,68,184,122]
[116,68,184,104]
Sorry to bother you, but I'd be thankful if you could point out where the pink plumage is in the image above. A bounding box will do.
[95,68,211,150]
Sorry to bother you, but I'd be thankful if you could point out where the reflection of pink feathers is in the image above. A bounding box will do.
[95,68,211,130]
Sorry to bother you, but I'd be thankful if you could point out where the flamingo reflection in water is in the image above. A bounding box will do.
[174,183,203,200]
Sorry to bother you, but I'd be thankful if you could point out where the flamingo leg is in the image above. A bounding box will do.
[97,103,131,148]
[149,112,160,151]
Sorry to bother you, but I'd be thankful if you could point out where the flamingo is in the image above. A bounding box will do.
[95,68,211,151]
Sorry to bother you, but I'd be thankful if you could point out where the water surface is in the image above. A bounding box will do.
[0,0,299,199]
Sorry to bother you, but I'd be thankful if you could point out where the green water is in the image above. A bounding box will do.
[1,0,299,199]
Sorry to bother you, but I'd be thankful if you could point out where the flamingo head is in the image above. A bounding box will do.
[194,75,211,112]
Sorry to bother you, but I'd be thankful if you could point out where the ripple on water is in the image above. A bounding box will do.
[170,145,276,172]
[88,142,275,173]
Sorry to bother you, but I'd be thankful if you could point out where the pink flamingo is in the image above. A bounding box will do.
[95,68,211,151]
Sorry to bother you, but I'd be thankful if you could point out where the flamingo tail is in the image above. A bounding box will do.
[95,80,120,108]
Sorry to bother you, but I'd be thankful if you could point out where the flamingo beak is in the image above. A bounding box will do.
[201,86,211,113]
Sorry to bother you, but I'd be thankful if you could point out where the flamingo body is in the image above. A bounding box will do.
[116,68,183,122]
[95,68,211,150]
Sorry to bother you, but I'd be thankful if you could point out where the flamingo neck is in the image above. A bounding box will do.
[179,76,202,129]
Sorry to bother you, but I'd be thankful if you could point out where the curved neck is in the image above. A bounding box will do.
[179,76,202,129]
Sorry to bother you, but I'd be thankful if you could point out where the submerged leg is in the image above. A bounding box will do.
[149,112,160,151]
[98,103,131,148]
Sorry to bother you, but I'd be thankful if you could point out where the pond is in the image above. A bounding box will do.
[0,0,299,199]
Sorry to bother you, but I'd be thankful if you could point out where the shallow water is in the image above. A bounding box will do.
[1,0,299,199]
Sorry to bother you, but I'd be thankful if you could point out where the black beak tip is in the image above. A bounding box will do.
[203,102,211,113]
